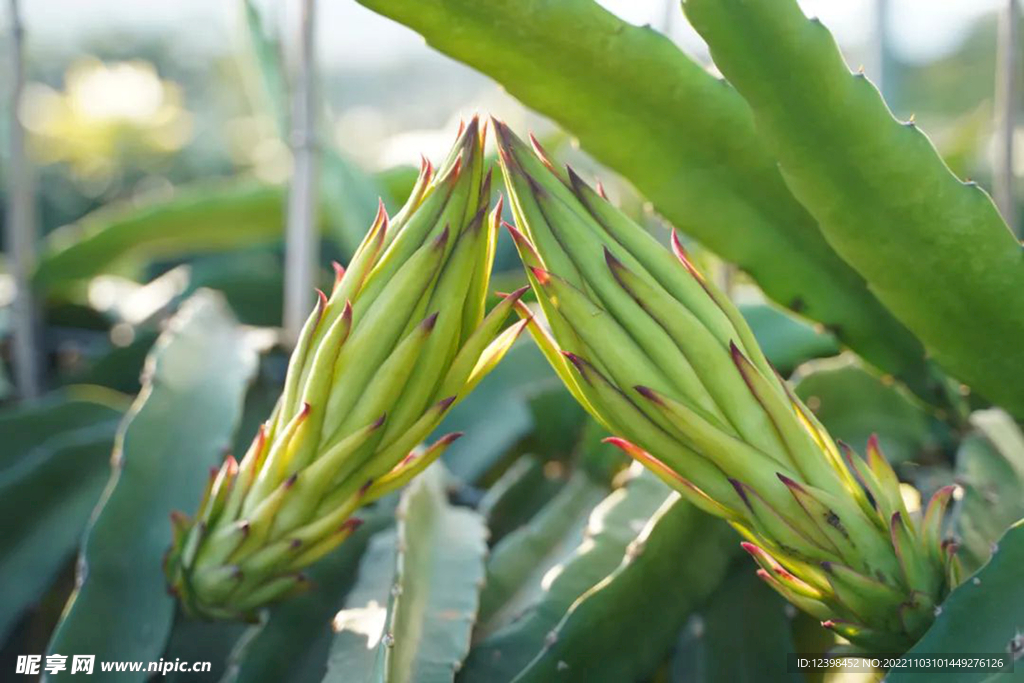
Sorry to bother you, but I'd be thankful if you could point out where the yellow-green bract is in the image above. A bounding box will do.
[165,119,528,620]
[493,119,958,652]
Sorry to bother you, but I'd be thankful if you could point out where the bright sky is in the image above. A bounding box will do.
[16,0,1008,67]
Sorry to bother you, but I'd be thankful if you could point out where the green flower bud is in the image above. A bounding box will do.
[166,119,528,620]
[493,119,958,652]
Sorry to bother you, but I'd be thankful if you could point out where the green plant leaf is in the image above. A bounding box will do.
[739,302,839,376]
[511,497,735,683]
[354,0,933,402]
[325,463,487,683]
[475,470,609,639]
[671,564,801,683]
[889,521,1024,682]
[955,409,1024,573]
[0,389,124,642]
[44,291,259,682]
[683,0,1024,417]
[477,456,568,546]
[459,468,671,682]
[34,182,288,295]
[793,356,949,465]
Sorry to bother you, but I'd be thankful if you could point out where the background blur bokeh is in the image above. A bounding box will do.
[2,0,1021,236]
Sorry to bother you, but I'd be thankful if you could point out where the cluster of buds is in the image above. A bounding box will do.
[165,118,528,620]
[492,119,959,652]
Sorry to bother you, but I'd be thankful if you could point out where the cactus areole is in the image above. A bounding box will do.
[165,119,527,620]
[492,119,959,652]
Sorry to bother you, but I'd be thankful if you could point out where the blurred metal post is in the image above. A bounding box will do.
[283,0,319,344]
[995,0,1020,232]
[4,0,40,398]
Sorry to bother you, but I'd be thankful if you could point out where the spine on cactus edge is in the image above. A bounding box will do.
[491,118,959,652]
[165,118,529,620]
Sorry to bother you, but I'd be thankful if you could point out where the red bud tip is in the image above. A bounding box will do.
[341,518,364,533]
[498,285,531,302]
[433,225,451,250]
[529,266,551,285]
[448,156,463,181]
[729,479,752,505]
[603,436,638,455]
[492,194,504,220]
[740,541,763,557]
[529,133,555,169]
[422,312,440,332]
[670,230,703,281]
[755,568,771,581]
[341,300,353,323]
[238,520,251,536]
[332,261,346,287]
[208,466,220,480]
[399,452,417,467]
[358,479,374,496]
[372,413,387,429]
[285,473,298,489]
[867,433,881,454]
[603,246,624,272]
[299,402,312,419]
[170,510,188,525]
[561,351,586,373]
[633,385,662,404]
[776,473,805,492]
[481,168,493,197]
[596,180,609,200]
[316,289,328,310]
[821,620,837,629]
[419,154,429,174]
[224,455,239,475]
[456,119,466,139]
[440,431,465,446]
[290,538,302,549]
[820,561,834,573]
[437,395,458,412]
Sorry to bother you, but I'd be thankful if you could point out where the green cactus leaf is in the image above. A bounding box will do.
[44,291,259,682]
[793,357,949,465]
[325,464,487,683]
[670,564,801,682]
[34,182,289,294]
[0,389,124,642]
[160,619,247,683]
[476,470,610,639]
[955,410,1024,573]
[458,468,671,682]
[324,528,399,680]
[738,303,840,377]
[512,497,736,683]
[353,0,934,403]
[683,0,1024,417]
[477,456,568,547]
[221,502,396,683]
[889,521,1024,682]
